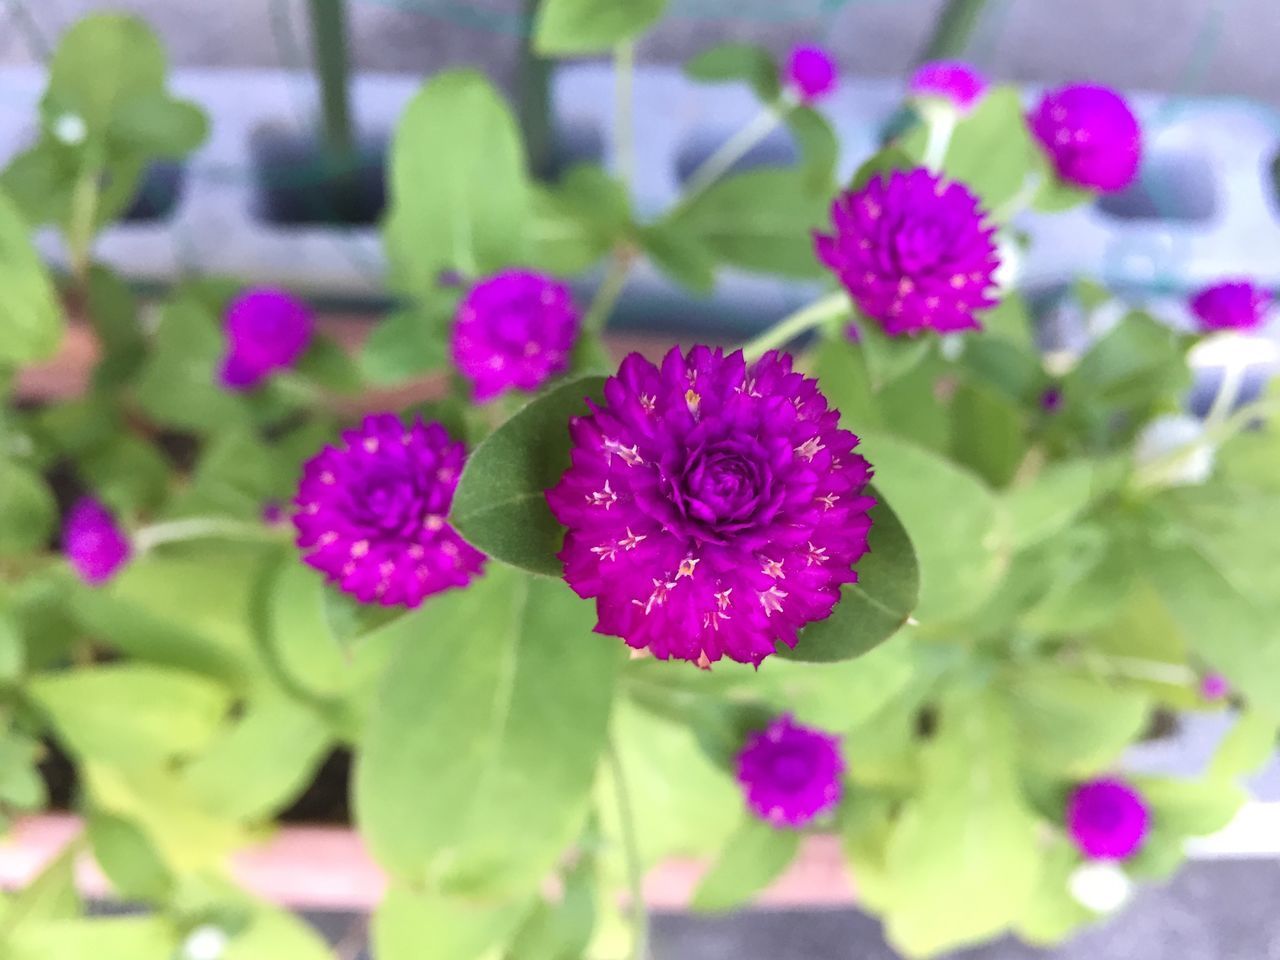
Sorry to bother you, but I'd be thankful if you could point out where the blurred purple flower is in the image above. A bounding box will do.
[815,168,1000,336]
[909,60,988,111]
[451,270,580,403]
[785,45,838,103]
[219,288,314,391]
[1040,386,1064,413]
[1067,778,1150,861]
[737,714,845,828]
[293,414,485,607]
[1029,84,1142,193]
[546,346,875,667]
[1200,673,1230,701]
[1190,280,1272,333]
[63,497,131,586]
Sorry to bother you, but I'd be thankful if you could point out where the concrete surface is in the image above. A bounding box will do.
[1,0,1278,105]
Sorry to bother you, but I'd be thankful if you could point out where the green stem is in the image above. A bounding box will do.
[740,291,851,360]
[674,105,786,215]
[1204,360,1247,432]
[582,250,634,336]
[308,0,355,160]
[67,160,102,286]
[917,0,992,61]
[1078,651,1197,687]
[614,41,636,193]
[1132,396,1280,491]
[920,104,957,172]
[607,736,648,960]
[133,517,286,553]
[517,0,556,180]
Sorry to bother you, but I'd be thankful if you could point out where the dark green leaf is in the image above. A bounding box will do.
[85,266,145,387]
[639,221,717,294]
[812,334,881,431]
[0,460,56,556]
[780,498,918,662]
[786,106,839,192]
[534,0,669,55]
[451,375,606,575]
[360,304,450,386]
[684,42,780,103]
[950,379,1028,486]
[691,818,800,912]
[850,146,913,191]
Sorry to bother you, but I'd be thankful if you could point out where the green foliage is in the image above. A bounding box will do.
[0,190,62,366]
[534,0,669,54]
[691,818,800,911]
[684,42,780,102]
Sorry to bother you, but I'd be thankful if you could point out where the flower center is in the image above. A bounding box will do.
[352,472,423,536]
[671,438,774,538]
[768,748,816,790]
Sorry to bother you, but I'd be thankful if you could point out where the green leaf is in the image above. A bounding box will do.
[1015,838,1093,944]
[883,692,1040,956]
[361,303,451,386]
[355,567,621,892]
[0,734,47,811]
[1021,531,1133,634]
[977,290,1035,350]
[691,818,800,912]
[857,431,1008,623]
[761,640,917,732]
[2,842,80,928]
[812,334,881,431]
[222,901,336,960]
[1210,710,1280,780]
[786,106,839,192]
[261,557,350,700]
[451,375,606,575]
[950,379,1028,487]
[850,146,914,191]
[0,606,24,682]
[639,221,717,294]
[1063,311,1188,420]
[534,0,669,55]
[6,917,178,960]
[0,460,56,556]
[0,189,62,365]
[780,497,918,662]
[1139,777,1246,838]
[684,42,779,102]
[79,433,170,515]
[108,93,208,157]
[940,87,1036,210]
[372,884,526,960]
[384,71,528,297]
[673,168,828,278]
[1004,459,1098,550]
[44,14,166,132]
[29,664,232,767]
[527,165,632,275]
[87,813,173,901]
[85,266,145,387]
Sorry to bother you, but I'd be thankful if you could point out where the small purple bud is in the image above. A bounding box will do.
[1200,672,1230,701]
[1189,280,1272,334]
[908,60,989,111]
[219,288,314,391]
[63,497,131,586]
[785,45,838,104]
[1067,778,1150,861]
[1040,386,1064,413]
[844,320,862,344]
[261,500,286,526]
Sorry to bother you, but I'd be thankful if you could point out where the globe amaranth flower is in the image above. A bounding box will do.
[546,346,875,666]
[451,270,580,402]
[736,714,845,827]
[63,497,131,586]
[908,60,988,111]
[785,45,838,103]
[1190,280,1272,333]
[1067,778,1150,861]
[1029,84,1141,193]
[815,167,1000,336]
[293,414,484,607]
[1200,672,1230,701]
[219,287,314,390]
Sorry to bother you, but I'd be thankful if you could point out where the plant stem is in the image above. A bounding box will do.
[308,0,355,160]
[1204,360,1247,431]
[582,249,634,336]
[133,517,286,553]
[917,0,992,61]
[67,160,101,286]
[614,40,636,193]
[740,291,852,360]
[675,105,786,214]
[919,104,957,172]
[517,0,556,180]
[1079,651,1198,687]
[607,736,648,960]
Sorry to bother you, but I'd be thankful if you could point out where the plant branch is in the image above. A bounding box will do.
[740,291,852,360]
[607,736,648,960]
[307,0,356,159]
[582,248,635,336]
[614,40,636,193]
[917,0,992,61]
[674,104,787,215]
[133,517,288,553]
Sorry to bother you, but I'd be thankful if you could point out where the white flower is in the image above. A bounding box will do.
[1068,860,1133,913]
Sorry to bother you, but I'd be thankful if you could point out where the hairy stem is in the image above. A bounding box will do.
[607,736,648,960]
[740,291,852,360]
[133,517,287,553]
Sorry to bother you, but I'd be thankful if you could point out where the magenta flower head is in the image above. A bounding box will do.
[546,346,875,667]
[293,414,485,607]
[63,497,131,586]
[815,168,1000,336]
[1067,778,1150,861]
[737,714,845,827]
[451,270,580,403]
[908,60,988,111]
[785,45,838,103]
[1190,280,1272,333]
[1200,672,1230,701]
[1029,84,1142,193]
[219,288,314,390]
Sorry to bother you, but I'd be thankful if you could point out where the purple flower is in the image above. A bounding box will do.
[1190,280,1272,334]
[815,168,1000,337]
[261,501,287,526]
[909,60,988,111]
[293,414,485,607]
[1067,778,1150,861]
[63,498,131,586]
[785,45,838,103]
[1200,672,1230,701]
[546,346,875,667]
[1029,84,1142,193]
[737,714,845,827]
[451,270,580,403]
[1040,386,1064,413]
[219,288,314,391]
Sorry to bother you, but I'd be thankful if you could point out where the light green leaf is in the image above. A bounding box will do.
[30,665,232,767]
[786,106,839,191]
[0,459,56,556]
[780,498,918,662]
[87,813,173,902]
[0,734,47,811]
[7,916,178,960]
[261,557,350,699]
[0,189,62,365]
[850,146,914,191]
[1210,710,1280,780]
[451,375,606,575]
[528,165,631,275]
[360,303,451,386]
[639,221,717,294]
[372,884,526,960]
[812,335,880,431]
[761,638,916,732]
[1005,459,1098,550]
[355,567,620,891]
[0,607,24,682]
[684,42,779,102]
[1015,838,1092,944]
[941,87,1036,210]
[691,817,800,912]
[1,837,79,928]
[1139,777,1247,838]
[950,379,1027,487]
[44,14,165,131]
[534,0,669,55]
[223,901,336,960]
[384,71,528,297]
[858,431,1008,622]
[108,93,208,158]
